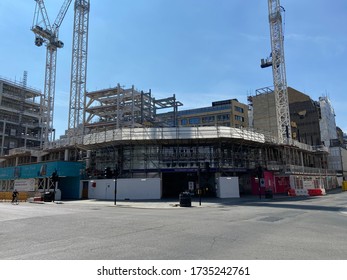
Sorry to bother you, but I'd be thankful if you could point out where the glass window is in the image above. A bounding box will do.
[235,115,244,122]
[234,106,244,113]
[202,116,215,123]
[189,117,200,125]
[217,114,230,121]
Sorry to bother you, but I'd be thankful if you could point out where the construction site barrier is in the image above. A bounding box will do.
[295,189,308,196]
[288,188,326,197]
[307,189,323,196]
[288,189,296,196]
[0,192,28,202]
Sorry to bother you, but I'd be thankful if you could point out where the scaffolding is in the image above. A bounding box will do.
[0,80,335,196]
[0,76,44,156]
[76,125,330,180]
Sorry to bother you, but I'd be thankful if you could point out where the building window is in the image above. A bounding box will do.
[181,119,188,125]
[217,114,230,121]
[9,141,16,149]
[234,106,244,113]
[202,116,215,123]
[189,117,200,125]
[235,115,244,122]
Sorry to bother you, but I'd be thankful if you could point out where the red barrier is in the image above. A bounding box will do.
[288,189,296,196]
[308,189,322,196]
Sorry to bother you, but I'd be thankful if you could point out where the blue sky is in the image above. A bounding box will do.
[0,0,346,137]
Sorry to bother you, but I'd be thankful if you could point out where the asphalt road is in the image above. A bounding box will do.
[1,191,347,260]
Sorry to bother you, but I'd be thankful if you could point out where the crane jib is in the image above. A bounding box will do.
[31,0,73,147]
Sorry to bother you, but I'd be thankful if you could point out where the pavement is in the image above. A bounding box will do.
[28,191,341,209]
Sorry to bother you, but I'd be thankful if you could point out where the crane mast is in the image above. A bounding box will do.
[261,0,291,143]
[68,0,90,143]
[31,0,72,148]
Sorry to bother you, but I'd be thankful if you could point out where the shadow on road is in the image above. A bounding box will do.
[213,189,347,212]
[243,201,345,212]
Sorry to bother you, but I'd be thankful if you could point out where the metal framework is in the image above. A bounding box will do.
[31,0,72,147]
[84,84,182,133]
[76,126,330,183]
[84,85,153,131]
[154,95,183,127]
[0,76,43,156]
[68,0,90,141]
[261,0,291,143]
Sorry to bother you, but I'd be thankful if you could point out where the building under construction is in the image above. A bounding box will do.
[0,75,44,156]
[83,84,182,134]
[0,0,340,201]
[0,82,338,200]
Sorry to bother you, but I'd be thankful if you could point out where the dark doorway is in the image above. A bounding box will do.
[162,171,216,198]
[82,181,89,199]
[162,172,194,198]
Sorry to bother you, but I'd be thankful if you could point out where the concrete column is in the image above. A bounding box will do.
[64,149,69,161]
[1,120,6,156]
[86,150,91,169]
[300,151,304,173]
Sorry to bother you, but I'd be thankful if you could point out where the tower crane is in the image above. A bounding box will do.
[68,0,90,143]
[261,0,291,143]
[31,0,72,148]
